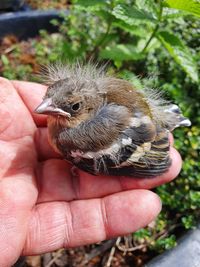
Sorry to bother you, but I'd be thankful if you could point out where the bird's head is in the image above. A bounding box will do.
[35,77,106,127]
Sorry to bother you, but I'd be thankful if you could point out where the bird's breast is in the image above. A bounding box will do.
[47,116,70,154]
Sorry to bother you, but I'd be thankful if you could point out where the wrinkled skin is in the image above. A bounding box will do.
[0,78,182,267]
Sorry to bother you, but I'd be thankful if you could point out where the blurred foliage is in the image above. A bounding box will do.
[0,0,200,255]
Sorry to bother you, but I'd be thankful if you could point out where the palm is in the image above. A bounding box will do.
[0,78,182,266]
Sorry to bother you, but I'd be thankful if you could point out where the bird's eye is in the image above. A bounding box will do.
[71,102,81,112]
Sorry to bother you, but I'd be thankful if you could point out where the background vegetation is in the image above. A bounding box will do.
[0,0,200,261]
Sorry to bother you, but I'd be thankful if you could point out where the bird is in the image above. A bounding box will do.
[35,63,191,178]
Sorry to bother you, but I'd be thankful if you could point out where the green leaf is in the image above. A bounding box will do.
[189,191,200,206]
[162,8,187,19]
[94,9,115,21]
[113,20,147,37]
[155,235,177,250]
[136,0,158,17]
[112,4,157,25]
[157,31,199,82]
[134,228,152,239]
[164,0,200,18]
[74,0,107,7]
[100,44,144,61]
[181,215,196,229]
[1,55,9,65]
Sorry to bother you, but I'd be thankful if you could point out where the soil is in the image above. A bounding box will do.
[14,238,157,267]
[26,0,70,10]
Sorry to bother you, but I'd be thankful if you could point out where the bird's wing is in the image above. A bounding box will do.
[74,114,171,178]
[112,124,171,177]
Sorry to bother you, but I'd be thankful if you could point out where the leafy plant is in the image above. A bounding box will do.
[52,0,199,82]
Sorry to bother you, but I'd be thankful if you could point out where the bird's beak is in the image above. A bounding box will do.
[34,98,71,118]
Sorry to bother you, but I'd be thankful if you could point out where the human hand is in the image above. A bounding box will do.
[0,78,182,267]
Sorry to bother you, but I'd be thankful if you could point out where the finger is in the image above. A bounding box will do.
[34,128,61,160]
[0,127,38,266]
[0,78,35,141]
[23,190,161,255]
[12,81,47,127]
[0,174,38,267]
[37,147,181,202]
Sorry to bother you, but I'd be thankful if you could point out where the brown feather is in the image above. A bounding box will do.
[102,78,152,115]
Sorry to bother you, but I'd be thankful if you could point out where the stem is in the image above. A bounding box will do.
[141,0,163,53]
[89,0,114,59]
[90,19,112,59]
[96,21,112,49]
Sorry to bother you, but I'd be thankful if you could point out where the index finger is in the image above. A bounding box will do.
[12,80,47,127]
[37,146,182,203]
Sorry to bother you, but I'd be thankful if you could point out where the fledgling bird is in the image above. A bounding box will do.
[35,63,191,177]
